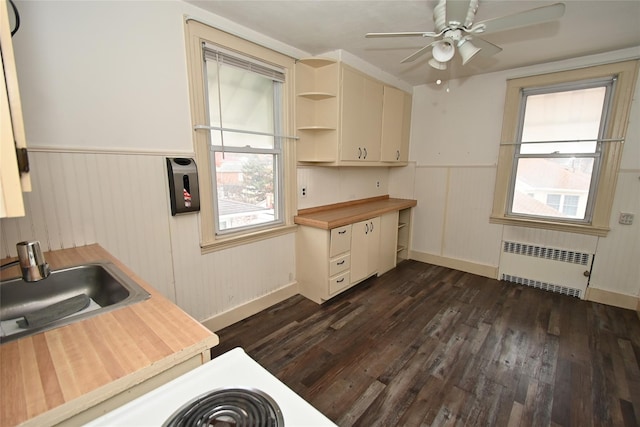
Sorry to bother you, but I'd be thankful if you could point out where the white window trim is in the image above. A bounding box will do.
[184,19,297,252]
[490,60,639,237]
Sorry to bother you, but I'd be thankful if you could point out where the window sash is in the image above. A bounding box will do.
[204,50,285,236]
[505,78,615,223]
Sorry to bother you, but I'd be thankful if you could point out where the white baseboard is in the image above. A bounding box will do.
[585,286,640,311]
[201,282,299,332]
[409,250,498,279]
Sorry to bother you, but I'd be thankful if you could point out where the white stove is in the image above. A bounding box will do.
[85,347,336,426]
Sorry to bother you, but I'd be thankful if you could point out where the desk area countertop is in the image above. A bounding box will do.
[0,244,219,427]
[294,195,417,229]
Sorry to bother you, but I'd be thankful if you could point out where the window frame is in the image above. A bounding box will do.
[184,19,297,252]
[490,60,639,236]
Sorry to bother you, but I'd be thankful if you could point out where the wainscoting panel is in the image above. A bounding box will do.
[1,150,176,302]
[168,212,296,321]
[443,167,502,267]
[1,148,299,322]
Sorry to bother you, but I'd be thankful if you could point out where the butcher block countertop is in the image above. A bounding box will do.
[0,244,219,427]
[294,195,417,229]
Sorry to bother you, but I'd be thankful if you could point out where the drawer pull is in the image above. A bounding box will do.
[338,230,347,235]
[336,278,344,283]
[337,260,345,265]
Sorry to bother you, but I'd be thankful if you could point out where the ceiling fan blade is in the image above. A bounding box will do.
[475,3,565,35]
[446,0,472,26]
[470,37,503,57]
[365,31,437,38]
[401,42,436,63]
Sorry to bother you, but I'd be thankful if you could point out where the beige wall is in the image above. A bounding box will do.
[0,0,303,324]
[401,47,640,301]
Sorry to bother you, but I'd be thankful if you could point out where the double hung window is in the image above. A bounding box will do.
[185,20,296,251]
[491,60,639,236]
[508,79,613,222]
[204,47,284,234]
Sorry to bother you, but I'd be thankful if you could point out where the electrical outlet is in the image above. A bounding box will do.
[376,180,380,188]
[300,186,307,198]
[619,212,634,225]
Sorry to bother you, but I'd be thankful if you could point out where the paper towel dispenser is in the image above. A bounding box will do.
[167,157,200,216]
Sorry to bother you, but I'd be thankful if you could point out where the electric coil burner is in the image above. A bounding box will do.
[86,348,336,427]
[164,388,284,427]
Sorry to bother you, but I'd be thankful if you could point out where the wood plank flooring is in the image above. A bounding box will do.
[211,260,640,426]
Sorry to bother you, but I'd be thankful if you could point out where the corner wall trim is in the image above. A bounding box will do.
[201,282,299,332]
[409,250,498,279]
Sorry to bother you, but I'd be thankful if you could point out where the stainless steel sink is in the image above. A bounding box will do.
[0,261,150,344]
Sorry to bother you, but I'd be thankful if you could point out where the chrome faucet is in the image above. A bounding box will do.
[0,241,51,282]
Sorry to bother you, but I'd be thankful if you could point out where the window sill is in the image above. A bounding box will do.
[489,215,610,237]
[200,224,298,254]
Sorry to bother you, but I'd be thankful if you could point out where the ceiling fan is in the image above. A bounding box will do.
[366,0,565,70]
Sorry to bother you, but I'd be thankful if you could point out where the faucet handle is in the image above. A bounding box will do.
[16,241,51,282]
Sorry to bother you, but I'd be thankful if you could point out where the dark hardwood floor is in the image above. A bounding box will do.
[211,260,640,426]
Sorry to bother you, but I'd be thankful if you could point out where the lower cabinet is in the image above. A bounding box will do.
[296,210,412,304]
[297,224,353,304]
[350,217,380,284]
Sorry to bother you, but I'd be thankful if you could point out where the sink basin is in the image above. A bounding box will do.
[0,261,150,344]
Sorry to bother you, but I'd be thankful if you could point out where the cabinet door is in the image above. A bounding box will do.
[0,0,28,218]
[340,67,382,162]
[361,77,382,161]
[380,86,404,162]
[350,217,380,284]
[381,87,411,163]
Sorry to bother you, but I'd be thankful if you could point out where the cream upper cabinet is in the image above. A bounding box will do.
[296,58,410,166]
[381,86,412,163]
[1,0,30,218]
[340,66,382,162]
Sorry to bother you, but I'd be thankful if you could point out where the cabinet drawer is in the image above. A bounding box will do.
[329,271,350,295]
[330,225,351,257]
[329,253,350,276]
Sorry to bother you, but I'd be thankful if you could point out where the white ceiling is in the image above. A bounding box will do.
[184,0,640,86]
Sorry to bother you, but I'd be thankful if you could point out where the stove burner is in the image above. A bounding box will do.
[162,387,284,427]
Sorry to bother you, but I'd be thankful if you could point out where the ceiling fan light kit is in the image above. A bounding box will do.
[432,39,455,63]
[458,39,482,66]
[365,0,566,77]
[428,58,448,70]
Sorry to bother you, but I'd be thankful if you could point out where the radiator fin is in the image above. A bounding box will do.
[501,274,582,299]
[502,241,590,265]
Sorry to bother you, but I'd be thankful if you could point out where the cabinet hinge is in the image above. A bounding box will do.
[16,147,30,174]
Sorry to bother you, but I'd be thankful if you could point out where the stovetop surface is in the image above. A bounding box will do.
[85,347,336,426]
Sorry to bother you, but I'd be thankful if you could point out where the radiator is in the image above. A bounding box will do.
[498,241,593,299]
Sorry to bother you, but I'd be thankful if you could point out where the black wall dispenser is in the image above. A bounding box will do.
[167,157,200,216]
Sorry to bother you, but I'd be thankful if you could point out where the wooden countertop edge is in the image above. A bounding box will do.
[297,195,390,216]
[20,338,217,427]
[294,197,417,230]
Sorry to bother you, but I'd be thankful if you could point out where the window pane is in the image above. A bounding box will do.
[511,157,593,220]
[546,194,561,211]
[214,152,278,232]
[562,195,580,217]
[520,86,607,154]
[207,61,276,149]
